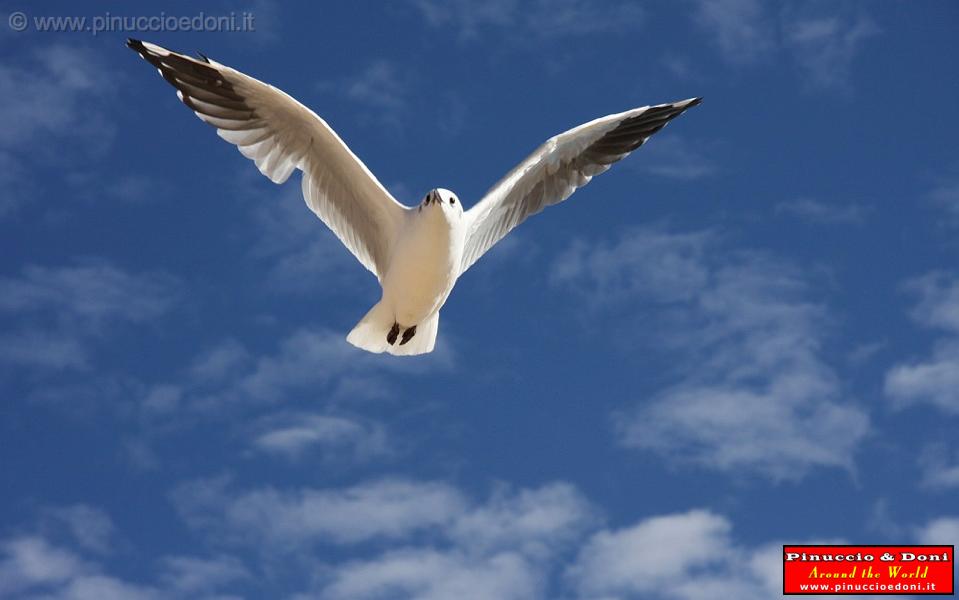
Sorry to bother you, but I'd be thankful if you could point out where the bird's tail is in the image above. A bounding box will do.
[346,300,439,356]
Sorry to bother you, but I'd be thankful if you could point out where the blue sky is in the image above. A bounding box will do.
[1,0,958,598]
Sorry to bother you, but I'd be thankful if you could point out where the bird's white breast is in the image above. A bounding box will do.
[381,206,465,326]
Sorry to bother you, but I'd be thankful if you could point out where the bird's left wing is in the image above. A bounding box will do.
[460,98,701,273]
[127,39,409,279]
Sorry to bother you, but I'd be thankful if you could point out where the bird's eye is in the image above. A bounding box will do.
[450,198,456,205]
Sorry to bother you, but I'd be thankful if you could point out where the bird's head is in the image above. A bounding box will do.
[422,188,463,219]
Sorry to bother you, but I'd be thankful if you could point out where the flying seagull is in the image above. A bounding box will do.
[127,39,701,356]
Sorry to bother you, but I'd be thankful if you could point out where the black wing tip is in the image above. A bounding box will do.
[682,97,703,108]
[126,37,144,51]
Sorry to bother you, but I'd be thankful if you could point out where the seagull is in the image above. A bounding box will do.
[127,39,701,356]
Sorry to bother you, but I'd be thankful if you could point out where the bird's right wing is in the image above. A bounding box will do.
[460,98,701,273]
[128,39,409,279]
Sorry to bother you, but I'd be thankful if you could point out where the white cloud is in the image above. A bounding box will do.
[0,44,115,215]
[188,339,253,384]
[0,510,248,600]
[886,342,959,413]
[316,482,594,600]
[0,536,91,596]
[693,0,775,66]
[885,272,959,413]
[568,510,732,595]
[323,549,542,600]
[158,554,250,594]
[636,135,719,180]
[42,505,116,555]
[313,59,415,134]
[0,262,177,327]
[0,331,87,369]
[246,185,369,296]
[233,328,448,403]
[449,483,597,558]
[929,177,959,221]
[0,45,110,149]
[13,485,907,600]
[344,60,409,112]
[552,227,869,480]
[172,478,468,548]
[918,443,959,489]
[412,0,643,42]
[693,1,879,93]
[782,11,880,93]
[567,509,791,600]
[315,59,470,140]
[662,54,701,82]
[904,272,959,332]
[148,326,451,417]
[0,261,179,372]
[776,198,870,225]
[916,517,959,545]
[251,412,390,461]
[173,477,595,597]
[41,574,159,600]
[119,326,451,470]
[549,227,711,307]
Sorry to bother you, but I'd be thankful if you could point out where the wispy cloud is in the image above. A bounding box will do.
[692,1,879,93]
[344,60,409,113]
[885,271,959,413]
[916,516,959,545]
[412,0,644,42]
[776,197,870,225]
[0,44,116,216]
[568,508,812,600]
[635,135,719,180]
[661,54,702,82]
[585,510,959,600]
[4,482,591,599]
[40,505,117,556]
[918,443,959,490]
[317,59,469,139]
[0,262,177,327]
[172,477,468,548]
[247,185,367,296]
[104,325,451,470]
[157,554,250,595]
[0,536,97,598]
[0,261,179,372]
[782,10,880,93]
[230,328,450,403]
[0,331,88,370]
[928,171,959,223]
[886,341,959,413]
[569,508,958,600]
[315,484,593,599]
[0,521,249,599]
[316,59,414,134]
[8,485,925,599]
[693,0,775,66]
[172,477,593,561]
[551,227,869,480]
[250,412,391,462]
[168,475,596,599]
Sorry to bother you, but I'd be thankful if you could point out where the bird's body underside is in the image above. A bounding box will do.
[126,38,701,356]
[347,189,465,355]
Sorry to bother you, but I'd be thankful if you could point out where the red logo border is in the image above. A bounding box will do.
[782,544,956,596]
